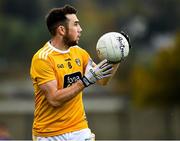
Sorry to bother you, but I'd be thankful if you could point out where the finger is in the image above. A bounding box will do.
[102,67,113,75]
[101,64,113,72]
[98,59,108,67]
[102,73,112,78]
[101,61,114,68]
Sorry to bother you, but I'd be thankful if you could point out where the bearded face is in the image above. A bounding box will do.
[63,29,78,47]
[62,14,82,47]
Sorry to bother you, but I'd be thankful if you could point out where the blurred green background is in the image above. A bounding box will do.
[0,0,180,140]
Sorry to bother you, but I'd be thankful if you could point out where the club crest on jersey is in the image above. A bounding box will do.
[75,58,81,66]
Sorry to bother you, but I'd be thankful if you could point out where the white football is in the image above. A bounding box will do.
[96,32,130,63]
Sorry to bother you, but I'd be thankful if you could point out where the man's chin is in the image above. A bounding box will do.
[67,41,78,47]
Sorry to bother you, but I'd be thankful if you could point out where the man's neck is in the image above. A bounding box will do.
[50,36,69,51]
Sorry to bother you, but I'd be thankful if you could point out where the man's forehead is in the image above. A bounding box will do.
[66,14,79,22]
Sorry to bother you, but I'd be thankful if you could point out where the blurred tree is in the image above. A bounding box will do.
[131,32,180,107]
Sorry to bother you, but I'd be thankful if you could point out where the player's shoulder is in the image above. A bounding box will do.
[33,42,54,61]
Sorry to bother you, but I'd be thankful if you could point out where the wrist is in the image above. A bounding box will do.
[81,76,94,87]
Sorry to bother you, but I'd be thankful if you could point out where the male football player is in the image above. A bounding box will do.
[30,5,119,141]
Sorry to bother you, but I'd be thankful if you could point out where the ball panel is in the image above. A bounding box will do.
[109,34,121,62]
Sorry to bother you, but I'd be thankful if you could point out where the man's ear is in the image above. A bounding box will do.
[57,25,66,36]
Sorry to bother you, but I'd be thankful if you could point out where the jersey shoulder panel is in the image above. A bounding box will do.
[35,43,54,60]
[30,42,56,85]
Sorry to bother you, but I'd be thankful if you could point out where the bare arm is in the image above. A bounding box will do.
[40,79,85,107]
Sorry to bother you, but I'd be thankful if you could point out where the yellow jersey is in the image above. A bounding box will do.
[30,41,90,137]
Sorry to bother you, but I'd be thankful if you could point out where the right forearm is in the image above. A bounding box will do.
[43,59,114,107]
[50,80,85,107]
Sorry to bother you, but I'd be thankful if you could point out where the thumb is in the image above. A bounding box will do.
[85,58,93,72]
[87,58,93,67]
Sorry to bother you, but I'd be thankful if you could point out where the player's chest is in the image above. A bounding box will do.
[53,53,83,74]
